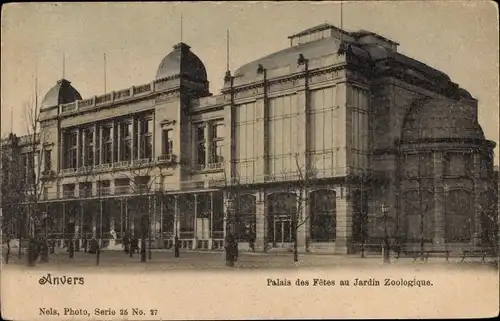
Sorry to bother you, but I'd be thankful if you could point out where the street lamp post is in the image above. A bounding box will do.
[225,197,237,267]
[40,212,49,262]
[381,203,390,264]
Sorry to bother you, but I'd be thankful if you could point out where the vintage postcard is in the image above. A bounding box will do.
[1,1,499,320]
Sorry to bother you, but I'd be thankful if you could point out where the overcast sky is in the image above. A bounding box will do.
[1,1,498,164]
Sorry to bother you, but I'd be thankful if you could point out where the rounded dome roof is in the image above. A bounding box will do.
[155,42,207,81]
[401,99,485,142]
[41,79,82,110]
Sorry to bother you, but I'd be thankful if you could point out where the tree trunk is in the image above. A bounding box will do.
[18,236,22,259]
[69,239,74,258]
[148,235,152,260]
[5,237,11,264]
[96,241,100,265]
[140,236,146,263]
[293,217,298,262]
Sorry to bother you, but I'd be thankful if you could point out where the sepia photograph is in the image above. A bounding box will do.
[1,1,499,319]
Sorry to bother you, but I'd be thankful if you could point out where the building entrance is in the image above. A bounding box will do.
[271,215,294,248]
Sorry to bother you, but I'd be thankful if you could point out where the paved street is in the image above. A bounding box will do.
[2,248,498,271]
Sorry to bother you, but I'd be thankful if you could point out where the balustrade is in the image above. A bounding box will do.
[98,187,111,196]
[61,102,76,113]
[114,185,130,195]
[133,83,152,95]
[114,89,132,100]
[95,93,112,105]
[78,98,94,109]
[63,190,76,198]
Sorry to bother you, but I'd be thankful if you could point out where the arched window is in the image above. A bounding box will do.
[267,193,297,245]
[445,189,472,242]
[310,190,336,242]
[402,190,434,242]
[235,194,256,242]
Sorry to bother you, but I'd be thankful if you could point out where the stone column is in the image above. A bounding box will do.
[61,202,66,247]
[472,153,482,248]
[76,129,81,168]
[115,121,119,163]
[120,198,124,239]
[76,201,83,251]
[60,130,66,170]
[93,124,97,166]
[99,125,103,165]
[433,151,446,249]
[91,206,97,240]
[159,196,164,247]
[82,130,87,167]
[255,191,266,251]
[335,186,354,254]
[137,119,142,160]
[131,118,136,162]
[209,192,214,249]
[173,196,179,240]
[192,194,198,249]
[204,124,210,166]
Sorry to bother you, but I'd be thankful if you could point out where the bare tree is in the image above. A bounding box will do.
[124,163,160,262]
[1,134,25,263]
[22,83,51,265]
[268,154,318,262]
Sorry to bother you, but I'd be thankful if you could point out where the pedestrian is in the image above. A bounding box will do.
[123,235,130,254]
[174,235,180,258]
[248,230,256,252]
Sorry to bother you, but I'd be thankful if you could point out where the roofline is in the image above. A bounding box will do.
[287,23,350,39]
[351,31,400,46]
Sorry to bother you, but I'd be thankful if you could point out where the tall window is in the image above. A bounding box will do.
[310,190,336,242]
[309,87,338,176]
[26,152,34,185]
[20,153,27,185]
[69,132,77,168]
[95,128,100,165]
[210,122,224,164]
[120,122,132,162]
[83,128,94,166]
[63,132,76,169]
[162,129,174,155]
[139,117,153,159]
[268,95,300,177]
[44,150,52,171]
[235,102,257,179]
[102,126,112,164]
[195,124,206,167]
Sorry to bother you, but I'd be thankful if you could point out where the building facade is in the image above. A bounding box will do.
[2,24,498,253]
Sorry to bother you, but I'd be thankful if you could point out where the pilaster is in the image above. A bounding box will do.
[472,153,482,247]
[192,194,198,249]
[137,119,142,159]
[255,190,267,251]
[93,124,97,166]
[82,130,86,166]
[335,186,354,254]
[60,130,66,169]
[204,124,210,166]
[209,192,214,249]
[76,129,81,168]
[432,151,445,248]
[296,189,307,251]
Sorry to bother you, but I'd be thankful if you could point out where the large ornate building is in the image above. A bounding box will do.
[2,24,498,253]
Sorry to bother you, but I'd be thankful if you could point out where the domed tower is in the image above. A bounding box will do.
[38,79,82,177]
[153,43,210,183]
[40,79,82,110]
[398,97,496,251]
[155,42,210,99]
